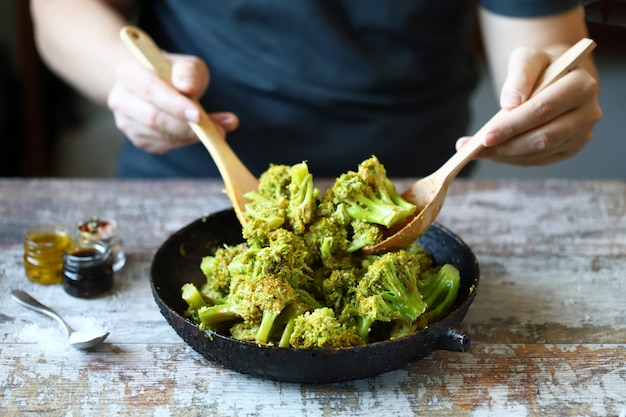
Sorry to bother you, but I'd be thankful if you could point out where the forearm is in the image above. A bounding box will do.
[30,0,134,105]
[478,6,597,92]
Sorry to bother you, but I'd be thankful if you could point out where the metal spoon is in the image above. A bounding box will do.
[11,290,109,350]
[119,26,259,226]
[362,38,597,255]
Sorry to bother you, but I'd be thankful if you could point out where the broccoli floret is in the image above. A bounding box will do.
[338,301,374,342]
[181,282,207,310]
[289,307,364,349]
[199,243,247,303]
[356,251,426,323]
[322,156,416,228]
[242,164,292,240]
[275,290,322,348]
[347,220,384,252]
[251,228,316,292]
[389,263,461,339]
[321,267,360,313]
[197,273,295,344]
[243,191,286,229]
[244,162,319,238]
[418,263,460,322]
[305,216,350,266]
[257,164,292,198]
[287,162,319,235]
[229,321,260,342]
[181,282,208,323]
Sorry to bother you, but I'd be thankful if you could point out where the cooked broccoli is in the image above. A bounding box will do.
[244,162,319,238]
[418,263,460,322]
[182,157,463,349]
[199,243,247,303]
[242,164,291,239]
[322,156,416,228]
[321,267,360,312]
[242,191,286,234]
[304,216,349,266]
[196,273,295,344]
[181,282,207,310]
[337,301,374,342]
[356,251,426,323]
[251,228,317,292]
[275,290,322,348]
[287,161,319,235]
[347,219,384,252]
[289,307,364,349]
[389,263,461,339]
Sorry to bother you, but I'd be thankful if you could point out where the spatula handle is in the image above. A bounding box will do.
[119,26,258,225]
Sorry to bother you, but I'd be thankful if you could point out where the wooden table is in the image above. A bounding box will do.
[1,178,625,416]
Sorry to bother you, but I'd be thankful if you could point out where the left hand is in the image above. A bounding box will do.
[456,46,602,166]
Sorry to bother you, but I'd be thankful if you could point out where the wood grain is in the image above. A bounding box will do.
[1,178,625,416]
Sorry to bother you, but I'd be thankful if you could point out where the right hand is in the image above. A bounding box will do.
[107,53,239,154]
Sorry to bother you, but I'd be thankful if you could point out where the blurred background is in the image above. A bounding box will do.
[1,1,624,179]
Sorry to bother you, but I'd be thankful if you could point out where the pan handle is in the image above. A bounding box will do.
[434,327,471,352]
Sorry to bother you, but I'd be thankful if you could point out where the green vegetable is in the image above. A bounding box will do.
[181,157,462,348]
[322,156,416,228]
[356,251,426,323]
[289,308,364,349]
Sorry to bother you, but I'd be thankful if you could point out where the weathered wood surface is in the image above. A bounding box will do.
[1,178,625,417]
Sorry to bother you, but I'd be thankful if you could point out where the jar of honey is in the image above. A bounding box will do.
[23,224,72,285]
[62,240,114,298]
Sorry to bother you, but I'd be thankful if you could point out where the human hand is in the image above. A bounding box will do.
[107,53,239,154]
[456,45,602,166]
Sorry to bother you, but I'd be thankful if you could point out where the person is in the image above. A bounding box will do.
[30,1,602,179]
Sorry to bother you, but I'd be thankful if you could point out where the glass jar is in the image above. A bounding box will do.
[77,218,125,271]
[62,240,114,298]
[23,224,72,285]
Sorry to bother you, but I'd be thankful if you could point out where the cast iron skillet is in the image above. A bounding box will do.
[150,209,479,383]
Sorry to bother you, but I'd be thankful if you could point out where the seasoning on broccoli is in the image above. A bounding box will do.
[197,272,295,344]
[390,262,461,339]
[181,157,462,349]
[322,156,416,228]
[356,250,426,323]
[289,308,364,349]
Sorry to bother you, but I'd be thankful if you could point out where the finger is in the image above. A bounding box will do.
[481,112,593,164]
[484,70,586,148]
[113,112,197,154]
[108,83,198,141]
[209,112,240,133]
[500,47,551,110]
[116,59,200,123]
[168,53,210,98]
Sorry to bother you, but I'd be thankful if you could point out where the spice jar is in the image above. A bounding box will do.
[62,240,114,298]
[77,218,125,271]
[23,224,72,285]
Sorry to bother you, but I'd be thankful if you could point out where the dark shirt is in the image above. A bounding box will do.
[120,0,579,178]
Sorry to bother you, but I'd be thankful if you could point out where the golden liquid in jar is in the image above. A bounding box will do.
[23,226,72,285]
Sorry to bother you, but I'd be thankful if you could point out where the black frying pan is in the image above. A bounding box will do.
[150,209,479,383]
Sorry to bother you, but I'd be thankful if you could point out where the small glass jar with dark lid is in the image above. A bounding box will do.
[62,240,114,298]
[77,217,125,271]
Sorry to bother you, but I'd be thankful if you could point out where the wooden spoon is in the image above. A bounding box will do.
[363,38,597,255]
[119,26,258,225]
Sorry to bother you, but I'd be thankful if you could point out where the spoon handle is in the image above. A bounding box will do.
[436,37,597,183]
[119,26,258,225]
[11,290,74,336]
